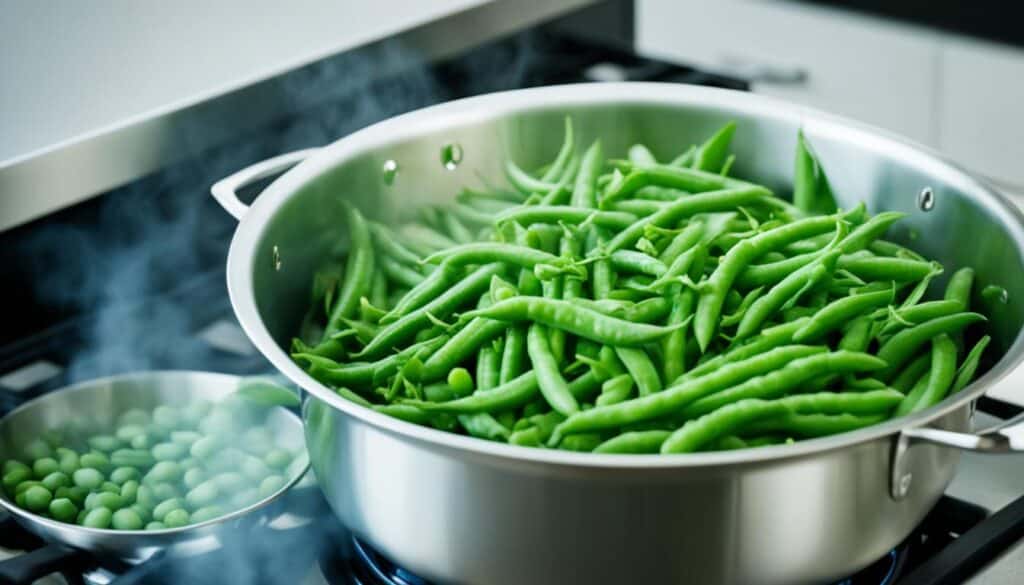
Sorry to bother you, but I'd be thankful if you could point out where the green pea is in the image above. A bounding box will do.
[189,435,221,460]
[3,460,30,475]
[115,425,147,443]
[110,449,154,469]
[183,468,205,490]
[15,480,43,494]
[212,472,245,493]
[57,451,80,475]
[100,481,121,494]
[111,508,144,530]
[49,497,78,523]
[198,408,238,437]
[128,503,151,523]
[179,457,200,471]
[15,492,27,508]
[145,521,166,530]
[42,429,64,448]
[55,486,88,506]
[130,434,152,450]
[163,508,190,528]
[79,452,111,473]
[188,505,224,524]
[88,492,123,511]
[231,488,260,509]
[136,484,156,509]
[208,448,245,473]
[76,509,88,524]
[120,480,139,503]
[171,431,202,446]
[82,507,112,528]
[2,467,32,492]
[23,439,52,461]
[152,498,185,522]
[151,482,179,501]
[41,471,70,492]
[87,435,122,453]
[241,456,271,481]
[151,442,187,461]
[109,467,140,485]
[118,409,150,427]
[258,475,287,499]
[145,461,182,483]
[185,480,220,509]
[241,428,273,455]
[182,400,212,426]
[32,458,60,479]
[264,449,292,471]
[72,468,104,490]
[152,406,180,430]
[23,485,53,512]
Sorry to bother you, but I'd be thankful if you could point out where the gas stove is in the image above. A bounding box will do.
[0,10,1022,585]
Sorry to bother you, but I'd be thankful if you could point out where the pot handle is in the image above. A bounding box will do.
[890,410,1024,499]
[210,148,320,221]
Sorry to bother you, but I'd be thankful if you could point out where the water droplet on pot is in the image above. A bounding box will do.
[382,159,398,185]
[272,246,282,271]
[441,143,463,170]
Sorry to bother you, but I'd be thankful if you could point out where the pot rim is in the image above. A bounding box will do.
[225,82,1024,469]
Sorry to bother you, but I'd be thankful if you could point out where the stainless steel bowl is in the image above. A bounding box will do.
[0,371,310,564]
[214,83,1024,585]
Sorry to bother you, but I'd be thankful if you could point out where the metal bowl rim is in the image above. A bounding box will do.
[0,370,310,539]
[225,82,1024,469]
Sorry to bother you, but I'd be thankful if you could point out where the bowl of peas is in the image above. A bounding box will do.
[0,371,309,562]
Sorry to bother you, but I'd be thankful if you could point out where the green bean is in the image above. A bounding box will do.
[595,374,635,406]
[658,221,705,265]
[879,300,964,338]
[792,288,894,342]
[356,264,503,359]
[495,206,638,231]
[419,318,506,382]
[891,353,931,393]
[735,250,841,341]
[696,213,847,350]
[567,370,603,402]
[628,143,658,167]
[593,430,670,453]
[380,264,457,324]
[837,256,936,282]
[505,159,557,195]
[369,222,423,266]
[551,345,824,440]
[662,289,696,383]
[610,250,668,277]
[895,334,957,416]
[604,186,769,254]
[944,267,975,310]
[743,412,886,437]
[877,313,986,380]
[324,204,375,338]
[601,164,742,208]
[614,347,662,396]
[838,316,873,353]
[661,389,903,453]
[678,318,809,383]
[527,325,580,416]
[610,199,664,216]
[952,335,991,393]
[680,351,886,418]
[422,244,578,278]
[572,141,603,208]
[499,326,528,384]
[380,256,425,288]
[400,371,539,414]
[462,297,680,347]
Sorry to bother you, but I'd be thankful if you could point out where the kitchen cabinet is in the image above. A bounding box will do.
[937,37,1024,188]
[636,0,940,146]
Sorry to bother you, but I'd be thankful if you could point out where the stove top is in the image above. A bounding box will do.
[0,14,1022,585]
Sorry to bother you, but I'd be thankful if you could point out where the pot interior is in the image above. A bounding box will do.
[246,86,1024,378]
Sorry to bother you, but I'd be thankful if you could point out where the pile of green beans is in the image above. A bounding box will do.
[292,119,991,454]
[2,392,298,529]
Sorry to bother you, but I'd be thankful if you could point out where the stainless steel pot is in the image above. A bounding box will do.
[212,83,1024,585]
[0,371,310,581]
